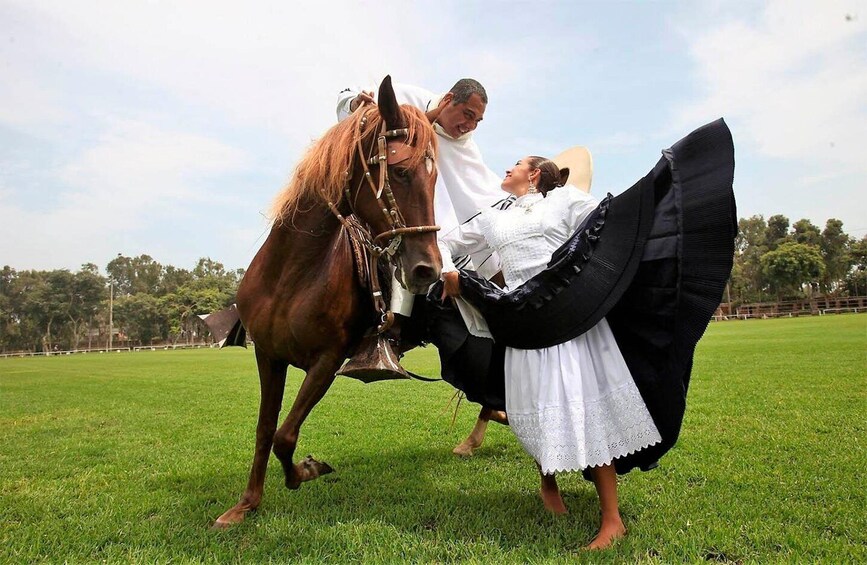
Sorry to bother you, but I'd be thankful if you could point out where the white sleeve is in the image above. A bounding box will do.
[337,83,433,122]
[559,185,600,234]
[391,83,435,113]
[336,86,361,122]
[438,212,491,274]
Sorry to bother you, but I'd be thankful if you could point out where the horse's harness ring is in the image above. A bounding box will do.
[326,108,439,333]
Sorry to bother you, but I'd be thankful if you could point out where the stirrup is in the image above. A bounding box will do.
[338,332,410,383]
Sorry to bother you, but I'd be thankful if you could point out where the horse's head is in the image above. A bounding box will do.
[346,76,442,294]
[270,76,441,295]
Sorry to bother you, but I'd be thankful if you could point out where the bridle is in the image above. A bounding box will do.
[326,108,439,331]
[329,108,439,253]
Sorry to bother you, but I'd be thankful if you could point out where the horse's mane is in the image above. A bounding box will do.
[270,104,438,225]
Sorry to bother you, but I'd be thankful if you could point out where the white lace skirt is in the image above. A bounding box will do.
[505,318,662,474]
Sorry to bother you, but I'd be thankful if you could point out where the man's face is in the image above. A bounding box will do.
[436,92,486,139]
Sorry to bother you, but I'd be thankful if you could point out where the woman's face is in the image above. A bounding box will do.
[501,156,539,196]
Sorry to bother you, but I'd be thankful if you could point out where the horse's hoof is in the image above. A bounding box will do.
[213,507,246,529]
[301,454,334,476]
[287,455,334,488]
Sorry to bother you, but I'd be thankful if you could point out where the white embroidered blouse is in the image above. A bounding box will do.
[438,185,599,290]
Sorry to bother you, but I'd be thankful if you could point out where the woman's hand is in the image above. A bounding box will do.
[440,271,461,301]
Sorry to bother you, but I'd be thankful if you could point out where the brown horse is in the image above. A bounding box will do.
[215,77,441,527]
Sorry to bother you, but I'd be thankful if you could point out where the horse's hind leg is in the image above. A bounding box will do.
[272,353,341,489]
[214,349,287,528]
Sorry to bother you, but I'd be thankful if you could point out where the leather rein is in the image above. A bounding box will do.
[326,108,439,333]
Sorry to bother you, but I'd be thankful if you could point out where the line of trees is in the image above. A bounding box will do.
[2,214,864,353]
[0,255,243,354]
[731,215,866,303]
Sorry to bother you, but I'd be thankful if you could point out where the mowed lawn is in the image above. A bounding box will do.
[1,315,864,563]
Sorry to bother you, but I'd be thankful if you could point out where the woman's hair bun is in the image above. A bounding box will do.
[528,156,569,195]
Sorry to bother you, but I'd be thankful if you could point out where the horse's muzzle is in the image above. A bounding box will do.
[402,261,440,294]
[412,263,439,287]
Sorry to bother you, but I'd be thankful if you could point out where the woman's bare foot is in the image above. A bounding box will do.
[539,486,568,514]
[539,472,567,514]
[585,518,627,549]
[453,416,489,456]
[452,435,482,456]
[586,464,625,548]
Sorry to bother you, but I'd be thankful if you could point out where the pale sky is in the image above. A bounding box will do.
[1,0,865,272]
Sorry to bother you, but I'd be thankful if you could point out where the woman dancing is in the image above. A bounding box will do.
[439,156,662,549]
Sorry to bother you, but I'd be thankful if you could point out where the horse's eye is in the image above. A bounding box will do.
[392,167,411,181]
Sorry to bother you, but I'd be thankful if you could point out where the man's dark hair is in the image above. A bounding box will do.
[448,78,488,105]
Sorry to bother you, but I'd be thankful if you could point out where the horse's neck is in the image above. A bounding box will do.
[264,199,351,278]
[239,196,369,361]
[272,199,339,250]
[283,197,333,232]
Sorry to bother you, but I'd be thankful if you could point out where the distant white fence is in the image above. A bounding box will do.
[0,342,218,359]
[712,307,862,321]
[712,297,866,322]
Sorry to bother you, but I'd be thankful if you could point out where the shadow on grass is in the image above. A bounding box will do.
[159,442,606,558]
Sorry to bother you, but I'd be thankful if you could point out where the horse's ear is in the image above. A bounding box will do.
[377,75,404,129]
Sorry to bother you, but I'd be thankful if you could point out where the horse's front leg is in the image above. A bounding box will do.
[273,352,342,489]
[214,349,288,528]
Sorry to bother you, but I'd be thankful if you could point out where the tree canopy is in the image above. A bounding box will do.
[0,255,243,353]
[730,214,861,302]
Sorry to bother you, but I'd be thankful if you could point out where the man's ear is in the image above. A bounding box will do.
[439,92,454,108]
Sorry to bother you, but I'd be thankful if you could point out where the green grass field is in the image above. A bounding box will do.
[2,314,865,563]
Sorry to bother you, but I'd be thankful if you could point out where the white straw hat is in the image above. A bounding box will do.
[553,146,593,193]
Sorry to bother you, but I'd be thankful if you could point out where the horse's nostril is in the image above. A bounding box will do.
[412,264,436,283]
